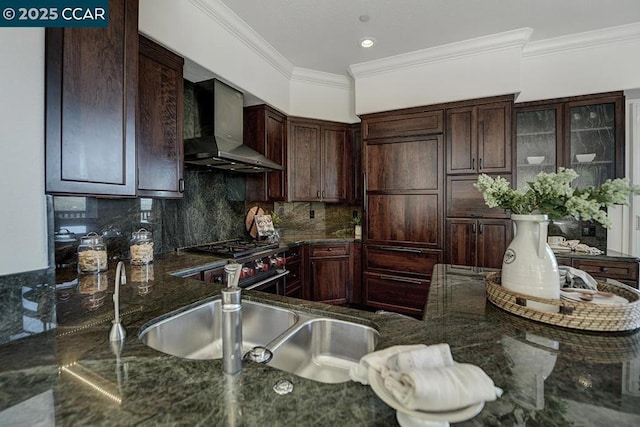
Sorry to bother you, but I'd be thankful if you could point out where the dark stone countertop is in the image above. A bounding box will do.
[2,259,640,426]
[552,248,640,263]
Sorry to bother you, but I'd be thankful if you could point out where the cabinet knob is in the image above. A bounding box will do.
[601,267,609,273]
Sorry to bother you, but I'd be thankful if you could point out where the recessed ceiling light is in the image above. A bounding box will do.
[360,37,376,48]
[359,15,369,22]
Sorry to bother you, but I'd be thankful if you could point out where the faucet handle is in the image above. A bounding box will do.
[224,263,243,288]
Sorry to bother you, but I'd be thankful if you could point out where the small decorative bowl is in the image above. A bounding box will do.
[576,153,596,163]
[526,156,545,165]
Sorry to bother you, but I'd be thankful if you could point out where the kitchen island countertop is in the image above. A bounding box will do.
[2,259,640,426]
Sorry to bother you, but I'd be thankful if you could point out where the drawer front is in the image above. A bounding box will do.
[364,272,429,316]
[365,245,441,278]
[572,259,639,282]
[310,243,349,257]
[363,110,444,140]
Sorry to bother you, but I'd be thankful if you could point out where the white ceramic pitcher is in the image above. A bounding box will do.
[501,214,559,312]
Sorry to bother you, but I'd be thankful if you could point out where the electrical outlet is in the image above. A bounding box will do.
[309,210,315,219]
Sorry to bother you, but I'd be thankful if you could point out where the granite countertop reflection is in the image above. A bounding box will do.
[2,260,640,426]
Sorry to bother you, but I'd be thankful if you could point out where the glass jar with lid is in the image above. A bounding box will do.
[77,232,108,273]
[130,228,154,265]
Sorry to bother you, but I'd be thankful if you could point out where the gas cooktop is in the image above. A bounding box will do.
[180,239,280,259]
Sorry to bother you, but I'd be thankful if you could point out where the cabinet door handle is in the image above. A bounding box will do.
[479,223,484,234]
[317,190,321,199]
[379,275,423,285]
[377,246,423,254]
[322,190,325,198]
[479,158,483,170]
[472,223,477,234]
[267,188,271,197]
[472,158,476,170]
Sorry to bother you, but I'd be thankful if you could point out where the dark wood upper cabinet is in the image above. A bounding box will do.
[362,109,444,140]
[446,98,513,175]
[45,0,139,196]
[320,124,348,202]
[137,35,185,198]
[346,123,362,204]
[244,105,287,201]
[287,118,348,202]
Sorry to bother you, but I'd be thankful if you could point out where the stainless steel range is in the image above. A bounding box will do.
[180,239,289,294]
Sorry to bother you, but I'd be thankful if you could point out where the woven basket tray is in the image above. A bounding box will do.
[485,271,640,332]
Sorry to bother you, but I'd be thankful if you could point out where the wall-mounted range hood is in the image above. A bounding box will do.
[184,79,283,173]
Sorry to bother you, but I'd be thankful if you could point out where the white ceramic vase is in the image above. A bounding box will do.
[501,214,559,312]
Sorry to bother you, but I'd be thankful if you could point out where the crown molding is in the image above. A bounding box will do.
[348,27,533,79]
[522,22,640,58]
[291,67,353,89]
[188,0,294,78]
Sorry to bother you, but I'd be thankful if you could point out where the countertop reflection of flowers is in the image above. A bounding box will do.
[475,168,640,228]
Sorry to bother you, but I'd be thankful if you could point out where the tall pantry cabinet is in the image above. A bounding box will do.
[445,96,514,269]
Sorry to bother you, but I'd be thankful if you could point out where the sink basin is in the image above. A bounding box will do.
[139,297,379,383]
[139,298,297,359]
[267,318,379,383]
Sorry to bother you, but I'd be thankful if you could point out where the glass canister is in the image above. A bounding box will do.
[77,232,108,273]
[130,228,154,265]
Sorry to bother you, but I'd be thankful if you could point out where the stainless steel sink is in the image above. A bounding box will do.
[139,298,379,383]
[268,318,379,384]
[139,299,297,359]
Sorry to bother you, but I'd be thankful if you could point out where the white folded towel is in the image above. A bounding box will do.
[385,343,454,372]
[383,363,503,412]
[349,344,427,385]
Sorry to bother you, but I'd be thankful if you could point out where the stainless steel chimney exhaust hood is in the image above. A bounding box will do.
[184,79,284,173]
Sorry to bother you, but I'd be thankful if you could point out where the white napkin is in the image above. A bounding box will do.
[385,343,454,372]
[349,344,427,385]
[383,363,503,412]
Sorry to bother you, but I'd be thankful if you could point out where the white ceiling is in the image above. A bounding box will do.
[219,0,640,75]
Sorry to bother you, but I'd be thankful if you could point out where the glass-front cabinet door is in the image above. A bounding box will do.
[565,97,623,189]
[515,92,624,191]
[515,106,561,191]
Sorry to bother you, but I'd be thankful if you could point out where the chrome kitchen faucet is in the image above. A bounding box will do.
[109,261,127,342]
[222,263,244,374]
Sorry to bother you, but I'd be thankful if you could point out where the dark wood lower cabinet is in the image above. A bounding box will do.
[446,218,511,269]
[285,246,304,298]
[309,243,350,305]
[557,257,639,289]
[363,272,430,318]
[363,244,441,317]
